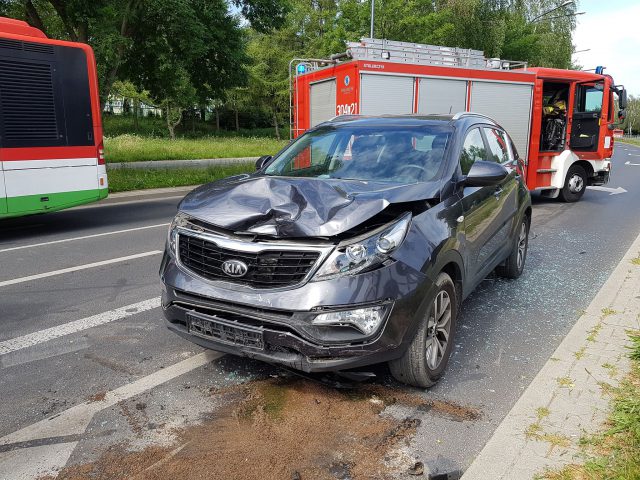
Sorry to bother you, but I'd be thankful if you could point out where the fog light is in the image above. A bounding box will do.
[312,305,387,335]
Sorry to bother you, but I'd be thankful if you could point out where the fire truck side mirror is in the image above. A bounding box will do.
[618,109,626,121]
[618,88,628,110]
[255,155,273,171]
[465,160,509,187]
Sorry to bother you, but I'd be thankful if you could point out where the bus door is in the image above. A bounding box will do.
[570,80,604,152]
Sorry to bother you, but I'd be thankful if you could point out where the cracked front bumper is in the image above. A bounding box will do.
[160,252,434,372]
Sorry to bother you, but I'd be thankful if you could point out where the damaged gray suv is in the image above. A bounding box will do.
[160,114,531,387]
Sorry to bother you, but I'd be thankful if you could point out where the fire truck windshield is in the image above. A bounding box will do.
[265,125,453,184]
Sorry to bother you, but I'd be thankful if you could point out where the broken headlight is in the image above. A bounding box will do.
[311,305,389,335]
[167,212,191,257]
[312,212,411,281]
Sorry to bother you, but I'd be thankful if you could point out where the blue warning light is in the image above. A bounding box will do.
[595,66,604,75]
[297,64,307,74]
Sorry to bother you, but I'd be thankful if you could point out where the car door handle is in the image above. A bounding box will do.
[494,187,503,199]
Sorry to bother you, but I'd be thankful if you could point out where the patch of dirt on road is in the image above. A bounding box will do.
[88,391,107,403]
[47,378,482,480]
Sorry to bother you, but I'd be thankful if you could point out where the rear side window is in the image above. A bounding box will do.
[460,128,486,174]
[0,39,94,148]
[484,127,511,164]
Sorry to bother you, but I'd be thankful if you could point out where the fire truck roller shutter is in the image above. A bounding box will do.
[310,79,337,127]
[417,78,467,115]
[469,81,533,160]
[360,74,414,116]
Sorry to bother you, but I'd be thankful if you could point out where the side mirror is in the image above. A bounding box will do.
[618,87,628,110]
[465,160,509,187]
[618,109,626,121]
[255,155,273,171]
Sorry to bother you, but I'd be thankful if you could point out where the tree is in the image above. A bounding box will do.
[117,0,248,138]
[111,80,153,132]
[245,31,292,139]
[620,95,639,136]
[8,0,287,106]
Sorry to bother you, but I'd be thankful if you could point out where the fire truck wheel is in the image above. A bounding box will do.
[389,272,457,388]
[559,164,587,202]
[497,216,529,279]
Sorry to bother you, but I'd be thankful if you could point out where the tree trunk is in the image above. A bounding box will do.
[25,1,48,35]
[133,99,139,131]
[215,108,220,131]
[166,106,176,140]
[272,109,280,140]
[99,0,140,108]
[234,108,239,131]
[48,0,79,41]
[165,104,183,141]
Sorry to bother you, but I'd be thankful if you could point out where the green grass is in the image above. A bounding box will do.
[107,164,254,193]
[617,138,640,147]
[102,114,287,139]
[104,135,287,163]
[542,331,640,480]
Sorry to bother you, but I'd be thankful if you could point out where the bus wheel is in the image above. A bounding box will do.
[559,164,587,202]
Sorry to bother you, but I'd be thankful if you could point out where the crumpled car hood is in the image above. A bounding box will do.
[178,174,441,238]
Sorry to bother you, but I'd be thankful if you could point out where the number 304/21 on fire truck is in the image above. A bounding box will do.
[291,38,627,202]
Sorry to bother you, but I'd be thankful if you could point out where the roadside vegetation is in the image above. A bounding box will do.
[104,135,286,163]
[107,164,254,193]
[543,331,640,479]
[618,137,640,147]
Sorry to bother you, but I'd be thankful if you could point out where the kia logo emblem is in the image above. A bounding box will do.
[221,259,248,277]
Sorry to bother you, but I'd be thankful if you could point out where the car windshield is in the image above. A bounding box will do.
[264,124,453,183]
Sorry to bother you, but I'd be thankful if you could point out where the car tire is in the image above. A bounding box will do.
[559,164,587,202]
[389,272,457,388]
[496,216,529,279]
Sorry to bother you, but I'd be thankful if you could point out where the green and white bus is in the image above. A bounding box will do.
[0,17,107,219]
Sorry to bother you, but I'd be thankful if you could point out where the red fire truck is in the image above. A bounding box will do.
[290,38,627,201]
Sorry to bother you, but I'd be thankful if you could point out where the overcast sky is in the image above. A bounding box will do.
[573,0,639,96]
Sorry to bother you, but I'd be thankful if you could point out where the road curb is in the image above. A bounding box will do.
[106,157,257,170]
[461,229,640,479]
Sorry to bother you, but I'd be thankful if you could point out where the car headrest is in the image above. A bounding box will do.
[432,134,449,150]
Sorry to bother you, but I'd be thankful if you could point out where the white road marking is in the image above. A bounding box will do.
[0,250,162,288]
[0,298,161,356]
[71,195,186,210]
[627,153,640,157]
[0,442,78,480]
[0,351,223,479]
[0,223,169,254]
[586,186,628,195]
[625,160,640,166]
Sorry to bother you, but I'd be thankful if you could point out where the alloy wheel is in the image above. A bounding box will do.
[516,222,527,270]
[425,290,452,370]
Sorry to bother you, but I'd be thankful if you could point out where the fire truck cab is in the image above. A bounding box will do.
[290,38,627,202]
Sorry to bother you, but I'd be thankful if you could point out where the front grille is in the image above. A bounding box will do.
[178,234,321,288]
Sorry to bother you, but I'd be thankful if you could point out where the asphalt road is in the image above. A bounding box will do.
[2,143,640,478]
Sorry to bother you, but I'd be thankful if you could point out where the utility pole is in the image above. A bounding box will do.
[370,0,374,38]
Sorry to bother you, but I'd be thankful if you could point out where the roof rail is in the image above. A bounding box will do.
[328,114,364,122]
[452,111,496,121]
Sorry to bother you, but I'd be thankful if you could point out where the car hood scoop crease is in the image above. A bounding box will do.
[179,175,440,237]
